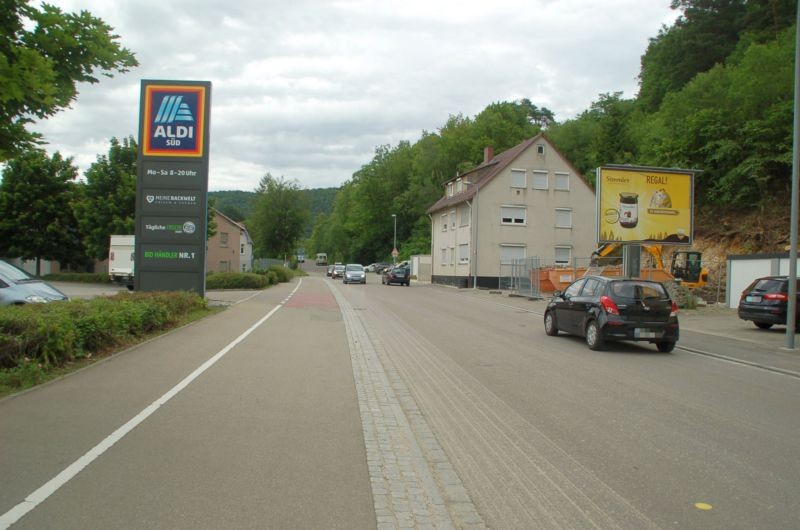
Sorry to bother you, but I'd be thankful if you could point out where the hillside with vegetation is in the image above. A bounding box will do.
[306,0,797,266]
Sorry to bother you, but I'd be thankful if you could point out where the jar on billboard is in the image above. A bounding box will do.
[619,192,639,228]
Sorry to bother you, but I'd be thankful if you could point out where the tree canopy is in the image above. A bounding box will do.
[0,1,138,159]
[0,149,84,273]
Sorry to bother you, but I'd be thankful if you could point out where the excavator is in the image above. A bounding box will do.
[590,242,708,289]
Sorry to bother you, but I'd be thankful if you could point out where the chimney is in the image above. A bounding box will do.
[483,146,494,164]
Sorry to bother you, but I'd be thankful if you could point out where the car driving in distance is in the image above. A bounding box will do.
[543,275,679,352]
[331,263,346,279]
[737,275,800,329]
[343,264,366,284]
[382,265,410,286]
[0,259,69,305]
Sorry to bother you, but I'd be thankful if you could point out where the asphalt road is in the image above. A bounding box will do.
[2,272,799,528]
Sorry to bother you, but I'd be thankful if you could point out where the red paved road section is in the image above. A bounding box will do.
[283,291,339,309]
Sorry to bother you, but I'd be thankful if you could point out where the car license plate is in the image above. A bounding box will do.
[634,328,657,338]
[746,295,762,303]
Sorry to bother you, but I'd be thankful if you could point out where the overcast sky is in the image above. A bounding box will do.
[35,1,677,191]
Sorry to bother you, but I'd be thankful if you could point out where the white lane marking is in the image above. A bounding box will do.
[0,280,303,530]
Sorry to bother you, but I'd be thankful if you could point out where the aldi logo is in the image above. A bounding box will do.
[142,84,207,157]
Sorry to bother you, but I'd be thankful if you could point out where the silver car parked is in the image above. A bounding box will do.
[0,260,69,305]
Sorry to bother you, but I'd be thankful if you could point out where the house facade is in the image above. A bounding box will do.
[426,134,597,288]
[206,208,253,273]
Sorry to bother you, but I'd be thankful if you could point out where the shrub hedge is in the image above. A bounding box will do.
[206,272,268,290]
[0,291,206,372]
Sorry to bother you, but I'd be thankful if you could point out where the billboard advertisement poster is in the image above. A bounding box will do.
[597,165,694,245]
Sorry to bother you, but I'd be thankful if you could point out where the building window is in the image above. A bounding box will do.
[220,232,229,247]
[220,260,230,272]
[501,205,526,225]
[532,170,548,190]
[555,172,569,191]
[458,243,469,263]
[555,246,572,266]
[449,210,456,230]
[500,244,526,264]
[460,205,470,226]
[441,248,448,266]
[456,178,462,193]
[240,243,245,255]
[447,182,454,197]
[537,144,545,155]
[555,208,572,228]
[441,213,447,231]
[510,169,526,188]
[450,247,455,266]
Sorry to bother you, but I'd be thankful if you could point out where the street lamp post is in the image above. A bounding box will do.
[392,214,397,264]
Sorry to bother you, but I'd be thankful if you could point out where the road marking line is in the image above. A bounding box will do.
[0,280,303,530]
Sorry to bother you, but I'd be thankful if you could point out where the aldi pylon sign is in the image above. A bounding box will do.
[135,80,211,295]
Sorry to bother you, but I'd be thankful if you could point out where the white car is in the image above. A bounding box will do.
[343,264,366,284]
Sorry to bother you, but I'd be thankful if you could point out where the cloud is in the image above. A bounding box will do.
[33,0,677,190]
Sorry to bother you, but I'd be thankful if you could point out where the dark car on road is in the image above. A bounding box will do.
[331,263,346,279]
[0,259,69,305]
[737,275,800,329]
[543,275,679,352]
[382,266,410,286]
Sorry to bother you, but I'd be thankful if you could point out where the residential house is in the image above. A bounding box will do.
[207,208,253,273]
[426,134,596,288]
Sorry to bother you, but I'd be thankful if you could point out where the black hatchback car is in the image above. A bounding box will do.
[737,276,800,329]
[382,266,410,286]
[543,275,679,352]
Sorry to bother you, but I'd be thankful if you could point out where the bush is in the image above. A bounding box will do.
[206,272,268,290]
[43,272,110,283]
[268,265,293,283]
[0,291,206,372]
[266,271,279,285]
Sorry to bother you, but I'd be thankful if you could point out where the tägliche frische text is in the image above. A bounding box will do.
[145,221,197,234]
[143,250,196,260]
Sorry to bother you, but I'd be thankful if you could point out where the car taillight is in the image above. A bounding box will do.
[600,295,619,315]
[764,293,788,301]
[670,300,678,317]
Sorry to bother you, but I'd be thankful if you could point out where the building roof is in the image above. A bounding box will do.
[212,207,250,235]
[425,133,588,214]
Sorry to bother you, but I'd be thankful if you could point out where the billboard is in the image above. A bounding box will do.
[135,80,211,296]
[597,165,695,244]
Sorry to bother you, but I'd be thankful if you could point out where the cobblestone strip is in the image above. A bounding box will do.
[331,287,484,529]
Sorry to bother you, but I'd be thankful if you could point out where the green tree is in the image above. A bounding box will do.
[249,174,310,259]
[73,136,137,260]
[0,149,84,274]
[0,1,138,159]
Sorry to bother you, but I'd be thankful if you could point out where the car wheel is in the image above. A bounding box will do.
[656,341,676,353]
[585,320,604,351]
[544,311,559,336]
[754,322,773,329]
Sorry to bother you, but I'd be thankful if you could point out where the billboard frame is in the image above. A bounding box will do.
[596,164,697,246]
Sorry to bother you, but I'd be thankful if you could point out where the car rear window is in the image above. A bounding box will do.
[608,281,668,300]
[749,278,787,293]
